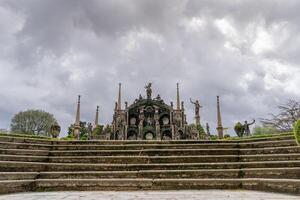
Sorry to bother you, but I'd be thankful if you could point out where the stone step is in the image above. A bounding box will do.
[49,140,297,151]
[35,178,300,194]
[0,172,38,180]
[1,140,294,152]
[238,140,297,148]
[1,146,298,157]
[0,148,49,156]
[0,136,51,145]
[1,154,299,164]
[0,155,49,162]
[0,180,35,194]
[38,168,300,179]
[49,149,239,156]
[49,147,300,157]
[51,143,240,150]
[240,146,300,155]
[1,160,300,172]
[0,134,294,145]
[0,141,51,150]
[47,154,300,164]
[51,135,295,145]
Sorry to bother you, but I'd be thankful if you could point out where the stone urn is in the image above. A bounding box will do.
[50,122,61,138]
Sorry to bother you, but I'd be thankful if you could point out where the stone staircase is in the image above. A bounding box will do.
[0,135,299,194]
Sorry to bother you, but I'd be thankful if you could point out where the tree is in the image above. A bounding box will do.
[260,99,300,132]
[253,125,278,135]
[11,109,57,136]
[93,125,104,136]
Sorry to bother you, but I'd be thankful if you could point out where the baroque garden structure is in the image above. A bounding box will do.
[72,82,224,140]
[112,83,196,140]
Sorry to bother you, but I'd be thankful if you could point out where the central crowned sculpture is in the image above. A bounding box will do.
[111,83,199,140]
[145,83,152,99]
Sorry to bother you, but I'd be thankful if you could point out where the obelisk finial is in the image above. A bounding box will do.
[117,83,121,110]
[73,95,81,140]
[75,95,81,125]
[176,83,180,110]
[94,105,99,127]
[216,95,224,139]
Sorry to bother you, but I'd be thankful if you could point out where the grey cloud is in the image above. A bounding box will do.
[0,0,299,136]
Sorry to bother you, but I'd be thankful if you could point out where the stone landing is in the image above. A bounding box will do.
[0,190,299,200]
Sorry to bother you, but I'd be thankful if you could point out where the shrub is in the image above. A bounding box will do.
[209,135,218,140]
[294,119,300,145]
[224,134,231,139]
[234,122,244,137]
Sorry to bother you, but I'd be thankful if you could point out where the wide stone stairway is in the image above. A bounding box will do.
[0,135,299,195]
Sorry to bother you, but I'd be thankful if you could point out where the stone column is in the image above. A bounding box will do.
[138,108,144,140]
[154,107,160,140]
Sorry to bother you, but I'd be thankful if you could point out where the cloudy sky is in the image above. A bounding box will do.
[0,0,299,136]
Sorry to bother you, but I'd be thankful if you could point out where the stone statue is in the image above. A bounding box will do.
[155,94,161,101]
[125,101,128,109]
[206,123,210,136]
[190,98,202,116]
[139,94,143,100]
[181,101,184,110]
[50,122,61,138]
[87,122,93,140]
[145,83,152,99]
[170,101,174,109]
[244,120,255,136]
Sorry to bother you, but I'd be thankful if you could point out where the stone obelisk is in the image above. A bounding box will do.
[94,105,99,128]
[117,83,121,111]
[216,96,224,139]
[73,95,81,140]
[176,83,180,110]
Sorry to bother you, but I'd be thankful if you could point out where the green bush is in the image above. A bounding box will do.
[209,135,218,140]
[224,134,231,139]
[234,122,244,137]
[294,119,300,145]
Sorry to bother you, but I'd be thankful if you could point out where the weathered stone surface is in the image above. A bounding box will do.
[0,180,35,194]
[0,134,300,195]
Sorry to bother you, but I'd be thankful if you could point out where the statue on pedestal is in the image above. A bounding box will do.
[190,98,202,125]
[206,123,210,136]
[190,98,202,116]
[244,120,255,136]
[145,83,152,99]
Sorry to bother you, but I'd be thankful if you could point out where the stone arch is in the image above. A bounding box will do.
[179,129,188,140]
[161,130,172,140]
[144,131,155,140]
[127,130,138,140]
[159,114,170,126]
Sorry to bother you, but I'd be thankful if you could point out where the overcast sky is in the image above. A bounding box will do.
[0,0,300,136]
